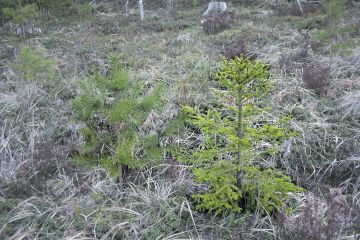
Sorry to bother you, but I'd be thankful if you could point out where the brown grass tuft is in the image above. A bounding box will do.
[222,37,248,60]
[201,11,235,35]
[0,140,78,198]
[277,192,358,240]
[302,62,331,95]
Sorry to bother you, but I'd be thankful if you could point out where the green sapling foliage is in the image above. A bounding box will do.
[72,56,163,179]
[0,1,38,26]
[182,57,302,215]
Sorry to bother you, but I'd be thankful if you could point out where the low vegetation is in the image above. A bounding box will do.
[0,0,359,239]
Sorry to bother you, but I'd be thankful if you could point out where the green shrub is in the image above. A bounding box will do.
[181,57,303,215]
[72,55,164,179]
[12,47,56,83]
[0,0,80,26]
[0,2,38,26]
[314,0,349,41]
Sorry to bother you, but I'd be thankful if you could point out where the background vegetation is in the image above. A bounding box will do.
[0,0,359,239]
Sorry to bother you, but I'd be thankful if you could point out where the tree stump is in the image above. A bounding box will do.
[202,2,227,16]
[201,2,234,34]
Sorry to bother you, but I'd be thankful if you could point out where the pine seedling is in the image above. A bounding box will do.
[72,55,164,183]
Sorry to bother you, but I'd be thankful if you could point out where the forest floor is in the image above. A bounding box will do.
[0,1,360,239]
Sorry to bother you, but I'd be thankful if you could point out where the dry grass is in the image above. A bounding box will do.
[0,166,191,239]
[302,61,331,95]
[2,164,299,239]
[271,1,324,17]
[1,1,360,239]
[277,191,359,240]
[339,91,360,118]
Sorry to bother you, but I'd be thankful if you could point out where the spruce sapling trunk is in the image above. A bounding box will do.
[236,89,243,187]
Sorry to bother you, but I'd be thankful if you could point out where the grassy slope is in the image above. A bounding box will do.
[0,1,359,239]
